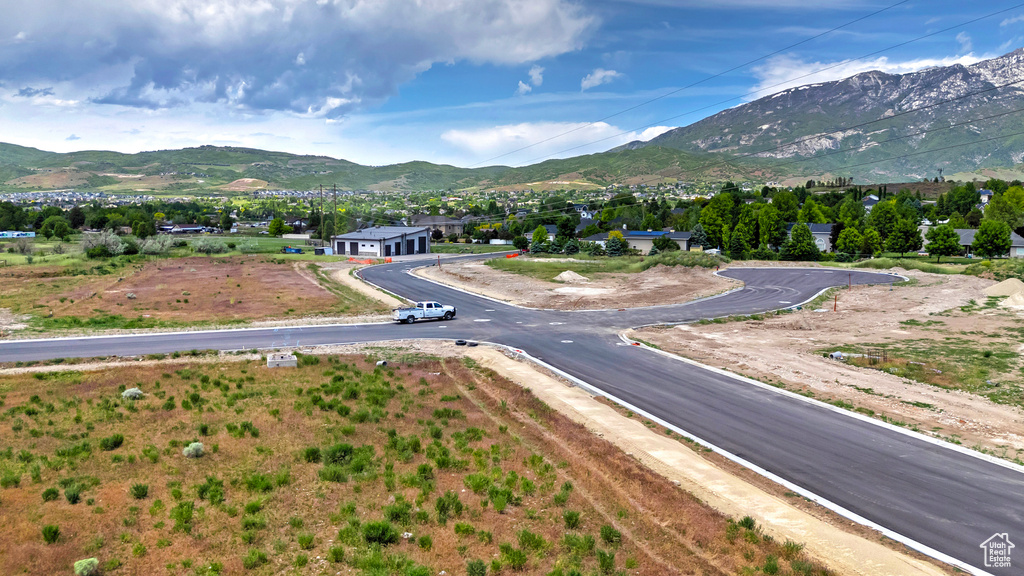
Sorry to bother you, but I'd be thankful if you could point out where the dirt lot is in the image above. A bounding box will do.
[0,256,390,335]
[417,258,739,309]
[635,268,1024,459]
[0,347,840,576]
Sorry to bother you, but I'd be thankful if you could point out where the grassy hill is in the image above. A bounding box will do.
[0,142,786,194]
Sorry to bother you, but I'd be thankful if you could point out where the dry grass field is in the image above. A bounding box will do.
[0,353,830,575]
[0,256,390,333]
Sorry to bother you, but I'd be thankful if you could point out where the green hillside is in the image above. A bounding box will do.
[0,143,781,194]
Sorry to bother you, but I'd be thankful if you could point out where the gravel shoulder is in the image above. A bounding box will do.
[635,267,1024,458]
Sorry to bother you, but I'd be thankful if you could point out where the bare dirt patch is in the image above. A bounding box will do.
[635,268,1024,458]
[219,177,269,191]
[417,259,739,310]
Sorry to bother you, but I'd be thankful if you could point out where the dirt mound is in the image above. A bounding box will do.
[554,270,589,283]
[983,278,1024,297]
[1001,291,1024,308]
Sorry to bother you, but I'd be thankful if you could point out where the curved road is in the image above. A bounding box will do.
[0,256,1021,575]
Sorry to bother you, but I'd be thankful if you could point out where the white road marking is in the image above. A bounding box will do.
[561,340,573,344]
[485,309,496,312]
[779,301,791,304]
[549,322,564,325]
[474,319,491,322]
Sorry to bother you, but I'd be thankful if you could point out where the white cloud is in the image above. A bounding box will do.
[1000,14,1024,26]
[441,121,674,165]
[748,53,989,100]
[515,81,532,95]
[580,68,623,91]
[528,65,545,87]
[0,0,595,116]
[956,32,972,53]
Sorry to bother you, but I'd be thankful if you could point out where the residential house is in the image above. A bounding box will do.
[862,194,880,212]
[786,223,835,252]
[978,189,994,205]
[410,215,464,236]
[952,228,1024,258]
[331,226,431,258]
[582,230,692,253]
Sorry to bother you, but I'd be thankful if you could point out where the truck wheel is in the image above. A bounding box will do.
[406,316,415,324]
[443,311,453,320]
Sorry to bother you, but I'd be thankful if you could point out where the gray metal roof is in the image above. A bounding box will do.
[332,226,428,241]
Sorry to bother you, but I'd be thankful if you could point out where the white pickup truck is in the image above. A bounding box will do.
[392,301,457,323]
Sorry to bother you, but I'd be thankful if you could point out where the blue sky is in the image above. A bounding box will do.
[1,0,1022,168]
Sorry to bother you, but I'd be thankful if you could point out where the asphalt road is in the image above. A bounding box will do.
[1,256,1021,575]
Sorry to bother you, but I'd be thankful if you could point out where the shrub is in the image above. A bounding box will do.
[303,447,322,463]
[327,546,345,563]
[518,529,546,552]
[130,483,149,499]
[42,524,60,544]
[599,525,621,544]
[294,553,308,568]
[139,235,176,255]
[74,558,99,576]
[597,549,616,575]
[191,237,229,255]
[435,490,464,524]
[42,487,59,501]
[763,554,780,575]
[499,544,528,570]
[182,442,204,458]
[297,533,315,550]
[738,515,757,530]
[563,510,581,529]
[196,476,225,504]
[467,559,487,576]
[121,387,144,400]
[242,549,268,569]
[65,484,82,504]
[244,472,273,493]
[318,465,348,483]
[418,534,432,551]
[1,470,20,488]
[99,434,124,451]
[170,502,195,533]
[362,520,399,545]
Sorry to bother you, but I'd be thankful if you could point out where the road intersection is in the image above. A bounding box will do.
[1,256,1020,575]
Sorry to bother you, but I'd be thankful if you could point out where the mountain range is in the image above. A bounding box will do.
[2,48,1024,194]
[621,48,1024,183]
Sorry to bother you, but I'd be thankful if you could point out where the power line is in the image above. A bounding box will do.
[512,2,1024,167]
[466,0,912,168]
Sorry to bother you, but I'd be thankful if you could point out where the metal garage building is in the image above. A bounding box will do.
[331,226,431,258]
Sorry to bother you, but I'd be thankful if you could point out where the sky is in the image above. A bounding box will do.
[1,0,1022,168]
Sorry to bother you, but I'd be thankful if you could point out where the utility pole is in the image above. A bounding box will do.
[319,185,324,243]
[333,185,338,236]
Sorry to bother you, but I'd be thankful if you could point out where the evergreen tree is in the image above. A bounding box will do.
[690,223,711,249]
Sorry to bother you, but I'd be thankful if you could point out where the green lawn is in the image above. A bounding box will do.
[430,243,514,254]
